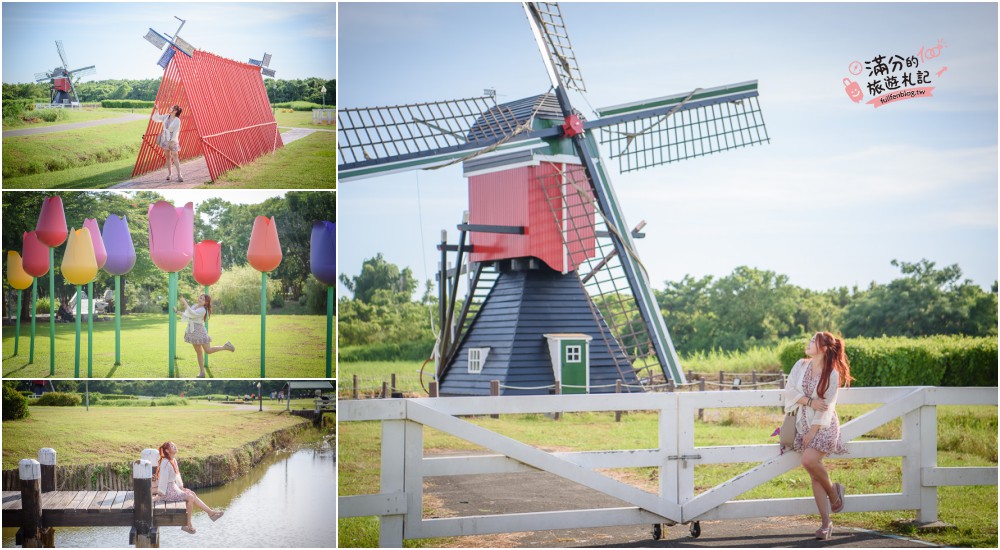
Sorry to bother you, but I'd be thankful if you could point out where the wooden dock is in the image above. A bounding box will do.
[2,491,186,528]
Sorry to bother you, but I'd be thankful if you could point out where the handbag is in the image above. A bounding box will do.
[779,407,798,449]
[156,129,170,148]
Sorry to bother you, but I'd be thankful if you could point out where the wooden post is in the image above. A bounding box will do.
[490,380,500,419]
[687,370,694,383]
[751,371,757,386]
[382,381,389,399]
[141,449,160,496]
[131,459,158,548]
[38,448,56,493]
[391,373,398,398]
[352,374,359,400]
[698,379,705,421]
[428,381,438,398]
[554,381,561,421]
[779,376,785,390]
[718,370,724,391]
[615,380,622,422]
[667,379,676,393]
[18,458,47,548]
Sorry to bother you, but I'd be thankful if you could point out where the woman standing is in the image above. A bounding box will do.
[156,441,224,534]
[180,294,235,378]
[153,104,184,182]
[783,331,854,539]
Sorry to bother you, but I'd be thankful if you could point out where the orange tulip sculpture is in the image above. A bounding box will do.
[247,216,282,377]
[36,196,68,376]
[21,231,50,364]
[62,227,99,378]
[6,252,34,356]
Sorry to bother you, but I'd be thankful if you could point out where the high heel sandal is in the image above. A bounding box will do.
[830,482,846,513]
[209,510,224,522]
[814,523,833,540]
[181,525,196,534]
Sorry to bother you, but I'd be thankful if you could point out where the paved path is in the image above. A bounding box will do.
[111,128,318,189]
[2,113,147,138]
[423,465,938,548]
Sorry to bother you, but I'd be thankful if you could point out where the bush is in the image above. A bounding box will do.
[3,384,30,421]
[778,336,997,387]
[99,394,139,401]
[35,297,51,315]
[212,265,281,314]
[100,100,154,109]
[2,99,34,119]
[34,392,82,406]
[151,396,188,407]
[272,101,325,111]
[33,109,66,123]
[339,337,436,362]
[304,274,331,314]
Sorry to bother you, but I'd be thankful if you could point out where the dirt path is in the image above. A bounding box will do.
[2,113,147,138]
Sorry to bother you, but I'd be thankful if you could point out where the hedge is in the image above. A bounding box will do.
[272,101,325,111]
[100,100,154,109]
[3,385,30,421]
[34,392,82,406]
[339,338,436,362]
[779,335,998,387]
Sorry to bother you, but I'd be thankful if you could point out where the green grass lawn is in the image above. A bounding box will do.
[2,109,134,131]
[338,361,428,397]
[3,157,137,189]
[207,130,335,189]
[2,313,332,378]
[273,109,335,128]
[338,405,997,548]
[2,404,309,469]
[2,119,145,180]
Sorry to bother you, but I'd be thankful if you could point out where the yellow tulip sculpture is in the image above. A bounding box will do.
[6,251,34,357]
[61,227,98,377]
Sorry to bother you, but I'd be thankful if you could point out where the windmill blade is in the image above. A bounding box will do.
[56,40,69,68]
[69,66,96,78]
[339,96,544,181]
[591,81,770,173]
[34,72,52,82]
[523,2,586,92]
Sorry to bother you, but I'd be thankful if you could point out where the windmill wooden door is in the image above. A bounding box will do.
[560,341,587,394]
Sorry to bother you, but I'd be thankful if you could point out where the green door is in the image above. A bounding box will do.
[560,341,587,394]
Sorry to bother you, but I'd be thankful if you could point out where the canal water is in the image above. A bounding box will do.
[2,438,335,548]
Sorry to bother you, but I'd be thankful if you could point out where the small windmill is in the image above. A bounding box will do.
[34,41,96,105]
[248,53,276,78]
[338,2,770,396]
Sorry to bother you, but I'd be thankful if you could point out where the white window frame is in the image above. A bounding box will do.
[565,345,582,363]
[468,347,489,374]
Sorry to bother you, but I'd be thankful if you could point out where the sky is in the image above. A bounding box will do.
[2,2,336,83]
[337,2,998,299]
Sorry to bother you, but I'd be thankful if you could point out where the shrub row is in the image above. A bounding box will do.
[100,100,154,109]
[3,385,30,420]
[779,335,998,387]
[34,392,82,406]
[272,101,325,111]
[339,338,436,362]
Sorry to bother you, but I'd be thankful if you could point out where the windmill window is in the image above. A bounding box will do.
[468,348,490,374]
[565,345,582,363]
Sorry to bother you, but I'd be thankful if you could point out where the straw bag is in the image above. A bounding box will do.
[780,408,798,449]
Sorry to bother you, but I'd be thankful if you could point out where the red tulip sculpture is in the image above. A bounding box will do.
[193,240,222,368]
[148,201,195,376]
[6,252,34,357]
[35,196,67,376]
[247,216,282,377]
[21,231,50,364]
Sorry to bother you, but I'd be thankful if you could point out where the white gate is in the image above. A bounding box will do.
[339,387,998,546]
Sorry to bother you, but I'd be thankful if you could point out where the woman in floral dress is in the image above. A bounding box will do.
[783,332,854,539]
[156,441,224,534]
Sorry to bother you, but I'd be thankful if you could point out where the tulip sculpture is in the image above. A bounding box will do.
[148,201,194,377]
[80,219,108,378]
[6,252,35,356]
[193,240,222,369]
[310,221,337,377]
[247,216,282,378]
[36,197,68,375]
[62,228,99,378]
[102,215,137,366]
[21,231,50,363]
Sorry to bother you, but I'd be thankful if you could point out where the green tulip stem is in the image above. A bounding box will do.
[204,285,209,369]
[49,248,55,376]
[14,290,22,356]
[326,285,333,378]
[169,272,177,377]
[260,272,266,378]
[114,275,121,366]
[87,281,94,378]
[29,278,37,363]
[74,285,82,378]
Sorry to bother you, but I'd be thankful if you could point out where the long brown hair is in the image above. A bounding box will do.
[157,441,179,479]
[201,294,212,321]
[813,332,854,398]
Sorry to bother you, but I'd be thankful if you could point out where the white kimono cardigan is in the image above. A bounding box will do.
[783,359,841,428]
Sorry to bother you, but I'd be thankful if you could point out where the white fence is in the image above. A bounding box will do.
[339,386,997,547]
[312,108,335,125]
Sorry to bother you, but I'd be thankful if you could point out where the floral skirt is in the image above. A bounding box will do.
[794,409,848,455]
[184,324,212,345]
[161,483,190,503]
[160,141,180,152]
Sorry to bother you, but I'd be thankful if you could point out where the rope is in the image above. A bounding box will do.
[603,87,704,154]
[498,384,556,391]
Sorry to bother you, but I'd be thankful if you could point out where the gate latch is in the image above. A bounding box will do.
[666,454,702,468]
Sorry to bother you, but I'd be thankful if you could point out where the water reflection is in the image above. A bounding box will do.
[2,442,335,548]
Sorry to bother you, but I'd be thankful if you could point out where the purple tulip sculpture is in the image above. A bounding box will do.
[310,221,336,377]
[102,214,137,367]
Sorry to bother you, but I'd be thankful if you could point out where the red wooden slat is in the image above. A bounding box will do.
[132,48,283,181]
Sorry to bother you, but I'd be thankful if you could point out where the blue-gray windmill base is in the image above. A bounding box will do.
[439,266,642,396]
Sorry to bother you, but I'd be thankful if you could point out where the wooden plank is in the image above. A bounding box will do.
[697,439,908,465]
[403,420,423,539]
[65,490,92,510]
[922,467,998,487]
[111,490,128,510]
[3,491,23,510]
[75,491,101,511]
[45,491,77,510]
[340,493,407,518]
[118,490,135,511]
[923,387,998,406]
[692,493,911,521]
[46,510,133,527]
[412,507,667,539]
[341,399,406,422]
[88,491,109,511]
[379,419,406,548]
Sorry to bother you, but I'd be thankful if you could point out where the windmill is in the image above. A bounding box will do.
[248,53,277,78]
[34,41,96,106]
[338,2,770,396]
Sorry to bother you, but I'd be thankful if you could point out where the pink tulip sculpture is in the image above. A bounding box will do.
[6,252,34,357]
[62,227,99,378]
[148,201,194,377]
[193,240,222,369]
[36,196,68,376]
[102,214,137,367]
[310,221,336,377]
[21,231,50,364]
[80,219,108,377]
[247,216,282,377]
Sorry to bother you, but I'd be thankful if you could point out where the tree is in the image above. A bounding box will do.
[340,254,418,304]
